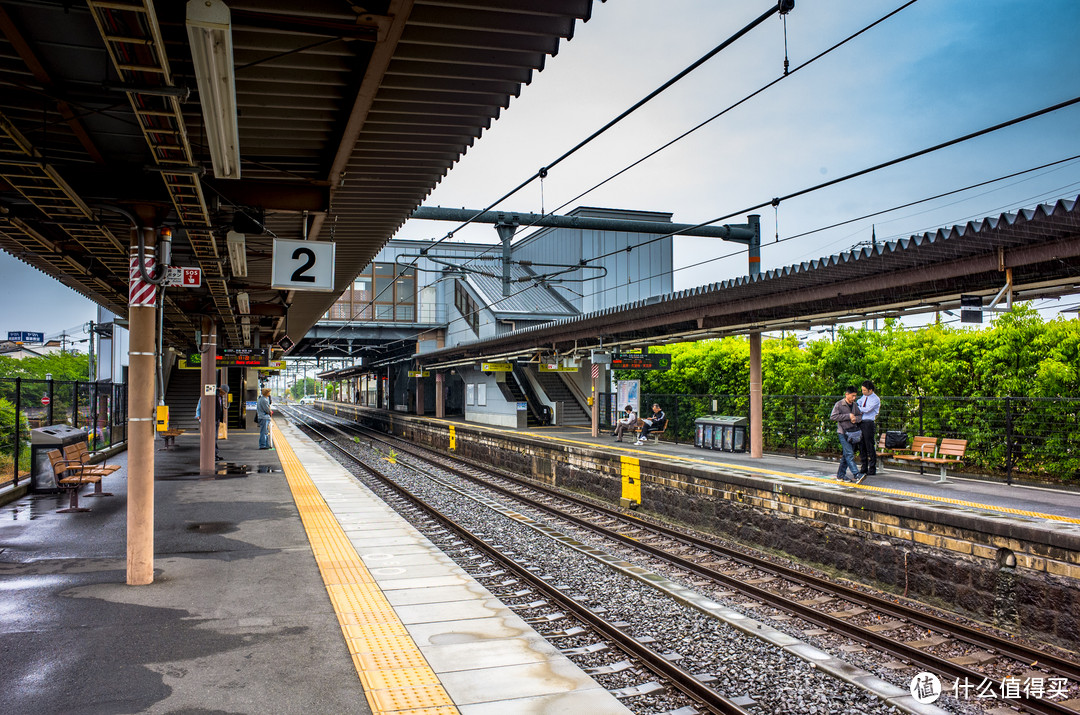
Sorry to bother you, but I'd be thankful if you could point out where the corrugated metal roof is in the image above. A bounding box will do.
[463,258,578,318]
[0,0,598,353]
[419,195,1080,364]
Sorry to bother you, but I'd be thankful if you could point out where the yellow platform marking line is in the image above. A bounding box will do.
[271,422,460,715]
[418,417,1080,526]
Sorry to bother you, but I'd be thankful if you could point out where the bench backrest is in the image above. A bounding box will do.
[47,449,70,478]
[937,438,967,459]
[910,436,938,456]
[63,443,88,465]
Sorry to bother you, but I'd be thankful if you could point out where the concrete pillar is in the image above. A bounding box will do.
[590,369,599,438]
[415,377,424,415]
[127,222,157,585]
[435,372,445,418]
[199,318,217,474]
[749,331,762,458]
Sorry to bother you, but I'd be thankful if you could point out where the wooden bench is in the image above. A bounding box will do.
[47,449,104,512]
[160,429,185,450]
[63,442,121,475]
[61,444,115,498]
[633,419,668,444]
[888,436,938,465]
[918,438,967,483]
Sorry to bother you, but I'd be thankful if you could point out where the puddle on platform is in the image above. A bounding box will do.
[185,521,236,534]
[2,494,60,521]
[158,462,281,481]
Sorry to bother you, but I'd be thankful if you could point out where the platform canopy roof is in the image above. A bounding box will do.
[0,0,597,353]
[414,195,1080,369]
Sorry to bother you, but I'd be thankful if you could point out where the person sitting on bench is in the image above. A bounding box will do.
[613,404,638,442]
[635,403,666,445]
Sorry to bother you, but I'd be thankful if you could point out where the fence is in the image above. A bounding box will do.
[0,378,129,488]
[601,392,1080,484]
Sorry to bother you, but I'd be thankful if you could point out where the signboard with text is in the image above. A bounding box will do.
[480,362,512,372]
[163,266,202,287]
[271,238,336,292]
[610,353,672,371]
[186,350,270,368]
[408,370,430,378]
[539,362,578,373]
[8,331,44,343]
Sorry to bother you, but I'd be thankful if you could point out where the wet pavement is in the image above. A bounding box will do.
[0,420,369,715]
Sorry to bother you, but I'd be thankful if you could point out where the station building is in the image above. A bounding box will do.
[311,207,675,427]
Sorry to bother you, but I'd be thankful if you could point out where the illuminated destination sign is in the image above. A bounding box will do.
[610,353,672,371]
[185,349,270,368]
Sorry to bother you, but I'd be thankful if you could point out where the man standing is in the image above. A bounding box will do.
[257,387,274,450]
[859,380,881,478]
[215,385,229,461]
[830,387,864,483]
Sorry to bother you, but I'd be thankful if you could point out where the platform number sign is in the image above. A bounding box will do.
[271,238,336,292]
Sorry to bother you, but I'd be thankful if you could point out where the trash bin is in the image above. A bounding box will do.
[30,424,88,492]
[694,417,721,449]
[713,416,748,452]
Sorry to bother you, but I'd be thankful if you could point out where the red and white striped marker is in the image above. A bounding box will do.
[129,248,157,306]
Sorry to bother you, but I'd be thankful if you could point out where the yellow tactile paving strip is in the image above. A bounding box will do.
[418,416,1080,526]
[271,421,460,715]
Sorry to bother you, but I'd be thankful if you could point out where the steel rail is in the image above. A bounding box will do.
[286,408,752,715]
[330,419,1080,715]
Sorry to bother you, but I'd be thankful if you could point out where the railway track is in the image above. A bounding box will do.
[287,407,1080,713]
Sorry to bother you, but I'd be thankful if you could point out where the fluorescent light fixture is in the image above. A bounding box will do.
[226,230,246,277]
[187,0,241,179]
[241,317,251,346]
[236,291,250,315]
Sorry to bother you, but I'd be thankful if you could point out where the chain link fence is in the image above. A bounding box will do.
[601,392,1080,485]
[0,378,128,488]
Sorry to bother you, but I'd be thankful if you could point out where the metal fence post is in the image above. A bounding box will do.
[672,397,679,446]
[793,395,799,459]
[14,377,21,487]
[918,396,925,475]
[47,378,54,425]
[73,381,80,429]
[1005,396,1014,485]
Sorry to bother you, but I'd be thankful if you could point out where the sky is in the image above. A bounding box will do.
[3,0,1079,343]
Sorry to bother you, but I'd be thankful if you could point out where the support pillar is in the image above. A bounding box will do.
[590,368,599,438]
[435,372,445,418]
[749,331,763,459]
[415,377,424,415]
[199,318,217,474]
[127,221,157,585]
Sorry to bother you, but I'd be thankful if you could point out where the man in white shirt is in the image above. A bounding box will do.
[859,380,881,477]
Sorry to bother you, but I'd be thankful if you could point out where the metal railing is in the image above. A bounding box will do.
[0,378,128,488]
[600,392,1080,484]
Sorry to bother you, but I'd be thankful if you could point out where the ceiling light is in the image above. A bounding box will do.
[186,0,241,180]
[226,230,246,277]
[236,291,250,315]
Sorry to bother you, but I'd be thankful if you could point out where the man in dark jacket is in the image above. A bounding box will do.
[829,387,864,483]
[634,403,666,446]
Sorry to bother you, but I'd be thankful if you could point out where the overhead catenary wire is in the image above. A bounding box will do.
[346,156,1080,360]
[318,1,918,346]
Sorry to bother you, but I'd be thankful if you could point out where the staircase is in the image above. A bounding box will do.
[163,365,202,431]
[534,372,590,426]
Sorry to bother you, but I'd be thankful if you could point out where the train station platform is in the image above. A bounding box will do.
[0,418,628,714]
[316,401,1080,651]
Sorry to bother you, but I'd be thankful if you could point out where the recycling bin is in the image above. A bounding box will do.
[694,417,721,449]
[713,416,748,453]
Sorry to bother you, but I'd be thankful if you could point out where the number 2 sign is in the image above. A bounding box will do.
[271,238,336,292]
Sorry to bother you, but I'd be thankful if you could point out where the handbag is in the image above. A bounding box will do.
[217,422,228,440]
[844,427,862,444]
[885,430,908,449]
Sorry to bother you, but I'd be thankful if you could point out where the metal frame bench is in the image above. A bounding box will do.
[47,449,106,512]
[160,429,185,450]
